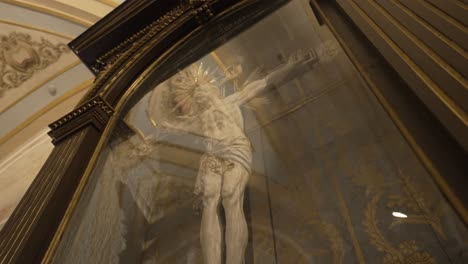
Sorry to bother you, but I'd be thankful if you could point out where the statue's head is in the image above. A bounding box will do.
[168,63,219,116]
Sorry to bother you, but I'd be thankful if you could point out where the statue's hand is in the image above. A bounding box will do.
[264,49,318,86]
[224,64,243,81]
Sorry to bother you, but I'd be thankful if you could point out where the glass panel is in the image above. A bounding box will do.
[53,1,468,263]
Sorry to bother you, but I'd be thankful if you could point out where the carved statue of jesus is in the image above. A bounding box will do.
[148,49,318,264]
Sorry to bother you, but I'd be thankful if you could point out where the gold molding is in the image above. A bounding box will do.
[0,19,75,40]
[96,0,119,8]
[0,61,81,114]
[414,0,467,32]
[309,0,468,224]
[210,52,228,72]
[368,0,468,103]
[0,78,93,146]
[49,95,113,137]
[347,0,467,125]
[0,0,93,27]
[390,0,467,59]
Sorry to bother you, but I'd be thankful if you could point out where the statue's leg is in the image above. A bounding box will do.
[222,162,250,264]
[198,155,223,264]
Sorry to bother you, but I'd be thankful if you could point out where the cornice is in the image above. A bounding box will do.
[69,0,182,75]
[0,19,75,40]
[70,0,224,76]
[48,96,113,144]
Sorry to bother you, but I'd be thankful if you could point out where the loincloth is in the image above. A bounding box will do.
[194,137,252,197]
[205,136,252,173]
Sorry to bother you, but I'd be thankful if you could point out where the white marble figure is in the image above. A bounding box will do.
[148,49,318,264]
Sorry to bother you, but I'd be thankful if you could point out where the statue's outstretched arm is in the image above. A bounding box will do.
[225,49,319,105]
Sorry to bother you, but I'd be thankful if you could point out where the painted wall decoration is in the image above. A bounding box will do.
[0,21,79,114]
[0,31,69,97]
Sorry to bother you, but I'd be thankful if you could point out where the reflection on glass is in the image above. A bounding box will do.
[148,49,317,263]
[53,1,468,263]
[392,212,408,219]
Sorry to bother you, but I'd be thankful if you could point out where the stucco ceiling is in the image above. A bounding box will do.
[0,0,126,159]
[0,0,126,229]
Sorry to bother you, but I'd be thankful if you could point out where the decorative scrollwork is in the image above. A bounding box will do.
[386,171,447,240]
[0,32,69,97]
[364,194,436,264]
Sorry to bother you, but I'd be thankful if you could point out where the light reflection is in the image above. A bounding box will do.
[392,212,408,218]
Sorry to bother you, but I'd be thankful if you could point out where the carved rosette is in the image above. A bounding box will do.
[0,32,69,97]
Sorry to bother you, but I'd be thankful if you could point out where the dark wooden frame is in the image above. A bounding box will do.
[0,0,291,262]
[0,0,466,263]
